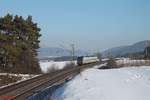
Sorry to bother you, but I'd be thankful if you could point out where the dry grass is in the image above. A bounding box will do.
[0,74,22,87]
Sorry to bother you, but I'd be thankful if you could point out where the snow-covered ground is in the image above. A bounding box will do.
[116,58,150,66]
[53,66,150,100]
[39,61,76,73]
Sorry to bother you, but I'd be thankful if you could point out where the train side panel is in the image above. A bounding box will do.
[82,57,99,64]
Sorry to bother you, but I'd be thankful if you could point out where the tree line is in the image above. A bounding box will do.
[0,14,41,74]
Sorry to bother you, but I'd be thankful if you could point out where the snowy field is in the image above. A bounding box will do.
[39,61,76,73]
[116,58,150,66]
[53,66,150,100]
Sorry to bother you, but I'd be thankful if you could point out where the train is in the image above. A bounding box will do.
[77,56,99,66]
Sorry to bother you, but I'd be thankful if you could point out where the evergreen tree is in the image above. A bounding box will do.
[0,14,41,74]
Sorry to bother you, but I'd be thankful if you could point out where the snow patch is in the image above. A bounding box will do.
[39,61,76,73]
[54,66,150,100]
[93,63,107,69]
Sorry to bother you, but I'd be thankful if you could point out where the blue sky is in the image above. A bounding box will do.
[0,0,150,51]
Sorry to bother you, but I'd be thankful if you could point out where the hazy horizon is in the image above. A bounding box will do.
[38,40,150,53]
[1,0,150,51]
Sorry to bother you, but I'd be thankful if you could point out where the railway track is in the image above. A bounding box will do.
[0,62,100,100]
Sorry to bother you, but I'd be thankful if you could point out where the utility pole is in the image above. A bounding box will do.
[71,44,75,61]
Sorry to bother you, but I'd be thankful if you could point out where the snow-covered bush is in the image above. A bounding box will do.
[106,58,117,68]
[47,64,58,73]
[63,62,76,70]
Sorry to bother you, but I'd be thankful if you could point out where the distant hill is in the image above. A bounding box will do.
[38,47,88,58]
[102,40,150,57]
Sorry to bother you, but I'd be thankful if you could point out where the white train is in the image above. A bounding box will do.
[77,56,99,66]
